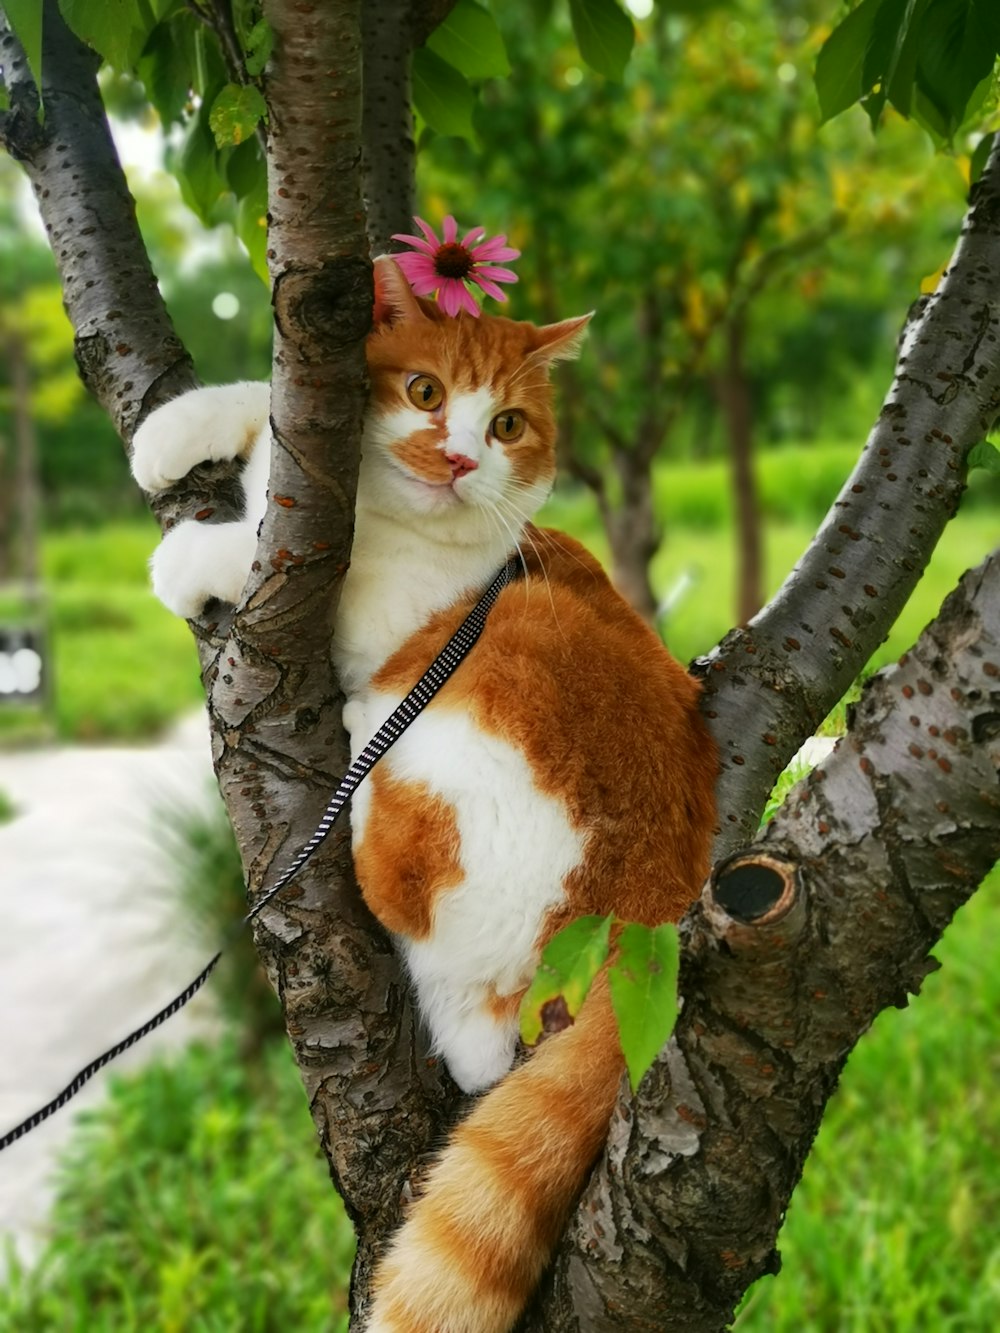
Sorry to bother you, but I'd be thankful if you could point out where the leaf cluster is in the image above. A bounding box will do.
[520,913,679,1091]
[816,0,1000,145]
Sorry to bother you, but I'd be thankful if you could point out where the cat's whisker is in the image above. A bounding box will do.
[493,494,565,635]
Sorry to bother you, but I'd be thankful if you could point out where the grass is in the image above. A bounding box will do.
[0,1040,355,1332]
[0,516,203,744]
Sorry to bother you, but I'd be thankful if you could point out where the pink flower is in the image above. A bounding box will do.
[391,215,520,318]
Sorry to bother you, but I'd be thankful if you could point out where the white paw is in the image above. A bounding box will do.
[131,382,271,493]
[151,519,259,618]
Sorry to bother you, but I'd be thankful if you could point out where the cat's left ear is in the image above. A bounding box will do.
[372,255,427,327]
[528,313,594,364]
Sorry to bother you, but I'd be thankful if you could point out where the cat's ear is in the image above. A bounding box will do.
[528,313,594,364]
[372,255,428,327]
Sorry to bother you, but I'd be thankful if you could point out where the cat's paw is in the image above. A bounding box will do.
[151,519,259,618]
[131,382,271,494]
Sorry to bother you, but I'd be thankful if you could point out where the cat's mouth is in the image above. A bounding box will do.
[390,458,469,505]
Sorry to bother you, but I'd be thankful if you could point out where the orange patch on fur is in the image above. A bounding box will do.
[353,769,463,938]
[390,425,452,484]
[372,526,718,934]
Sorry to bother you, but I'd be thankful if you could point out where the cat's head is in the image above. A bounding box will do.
[359,255,590,547]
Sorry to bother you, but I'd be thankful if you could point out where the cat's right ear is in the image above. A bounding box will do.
[372,256,427,327]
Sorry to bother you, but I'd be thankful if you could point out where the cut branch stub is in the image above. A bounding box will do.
[709,849,799,926]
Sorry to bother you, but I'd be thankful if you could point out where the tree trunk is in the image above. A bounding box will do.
[716,313,763,623]
[607,452,660,624]
[9,332,40,586]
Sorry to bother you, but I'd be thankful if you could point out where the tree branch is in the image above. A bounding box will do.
[694,138,1000,855]
[527,549,1000,1330]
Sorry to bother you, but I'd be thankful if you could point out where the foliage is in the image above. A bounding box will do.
[0,785,16,822]
[816,0,1000,140]
[0,1038,355,1332]
[520,908,681,1093]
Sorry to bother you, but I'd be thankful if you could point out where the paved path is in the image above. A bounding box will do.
[0,712,218,1266]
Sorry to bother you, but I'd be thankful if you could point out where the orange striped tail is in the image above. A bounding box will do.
[366,978,622,1333]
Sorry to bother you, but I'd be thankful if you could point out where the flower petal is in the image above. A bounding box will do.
[442,214,459,244]
[470,236,521,262]
[472,276,508,302]
[414,216,440,247]
[438,278,463,317]
[391,232,437,256]
[455,282,481,317]
[472,264,519,284]
[461,226,486,248]
[393,252,438,284]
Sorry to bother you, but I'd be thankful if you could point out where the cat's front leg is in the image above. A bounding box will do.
[131,383,272,618]
[151,520,261,618]
[131,382,271,494]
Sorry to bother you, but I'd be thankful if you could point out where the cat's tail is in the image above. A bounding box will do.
[366,975,622,1333]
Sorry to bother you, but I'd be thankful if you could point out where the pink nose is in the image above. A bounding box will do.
[446,452,478,479]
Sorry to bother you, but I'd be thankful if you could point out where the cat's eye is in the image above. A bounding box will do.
[491,410,525,443]
[407,374,444,411]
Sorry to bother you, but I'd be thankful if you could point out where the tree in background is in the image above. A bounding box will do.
[420,0,974,622]
[1,1,999,1329]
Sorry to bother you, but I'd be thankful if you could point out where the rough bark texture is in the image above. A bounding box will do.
[523,552,1000,1329]
[4,6,1000,1328]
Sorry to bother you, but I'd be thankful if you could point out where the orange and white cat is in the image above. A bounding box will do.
[131,256,717,1333]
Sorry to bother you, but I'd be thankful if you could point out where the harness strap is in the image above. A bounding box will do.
[0,554,522,1153]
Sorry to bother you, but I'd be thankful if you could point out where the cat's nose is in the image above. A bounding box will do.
[445,451,479,479]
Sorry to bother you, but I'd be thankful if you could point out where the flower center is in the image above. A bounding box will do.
[434,242,474,280]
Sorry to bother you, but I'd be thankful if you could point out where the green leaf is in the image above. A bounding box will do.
[519,915,613,1047]
[209,82,267,148]
[970,131,997,184]
[569,0,635,82]
[243,18,274,77]
[236,170,269,284]
[57,0,155,72]
[412,47,476,141]
[968,440,1000,474]
[172,110,229,225]
[914,0,999,134]
[5,0,43,93]
[136,18,195,127]
[426,0,510,80]
[814,0,885,122]
[608,922,679,1092]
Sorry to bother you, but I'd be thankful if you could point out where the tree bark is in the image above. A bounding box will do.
[4,8,1000,1330]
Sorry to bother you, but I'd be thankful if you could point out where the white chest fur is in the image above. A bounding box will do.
[348,697,586,1093]
[331,505,511,698]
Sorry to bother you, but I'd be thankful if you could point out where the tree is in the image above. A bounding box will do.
[1,1,998,1329]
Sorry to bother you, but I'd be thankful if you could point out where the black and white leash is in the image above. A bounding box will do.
[0,554,521,1154]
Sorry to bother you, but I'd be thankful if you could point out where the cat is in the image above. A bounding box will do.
[130,255,718,1333]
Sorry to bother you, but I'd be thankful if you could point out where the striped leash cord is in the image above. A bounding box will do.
[0,554,522,1153]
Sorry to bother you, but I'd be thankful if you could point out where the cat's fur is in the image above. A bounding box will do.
[131,257,717,1333]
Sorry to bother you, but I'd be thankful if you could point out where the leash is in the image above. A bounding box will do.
[0,554,521,1153]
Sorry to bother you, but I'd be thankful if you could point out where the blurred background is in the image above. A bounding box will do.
[0,0,997,1328]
